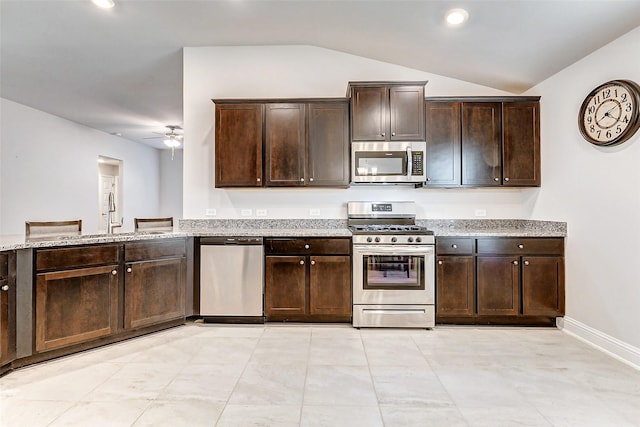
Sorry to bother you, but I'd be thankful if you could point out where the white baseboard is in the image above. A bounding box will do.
[557,316,640,370]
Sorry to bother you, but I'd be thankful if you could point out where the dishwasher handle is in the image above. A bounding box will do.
[200,237,263,245]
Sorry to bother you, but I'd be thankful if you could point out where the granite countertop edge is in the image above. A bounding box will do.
[0,219,567,251]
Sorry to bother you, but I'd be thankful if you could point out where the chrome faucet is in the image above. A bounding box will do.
[107,191,123,234]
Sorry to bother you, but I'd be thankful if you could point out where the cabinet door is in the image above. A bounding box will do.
[0,253,8,366]
[351,86,388,141]
[522,256,564,316]
[124,257,186,329]
[425,101,461,186]
[308,102,350,186]
[215,103,263,187]
[436,256,475,317]
[265,256,307,317]
[309,255,351,316]
[390,86,425,141]
[265,103,306,186]
[503,102,540,186]
[462,102,502,186]
[35,265,119,352]
[477,256,520,316]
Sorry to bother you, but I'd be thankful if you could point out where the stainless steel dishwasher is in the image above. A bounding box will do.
[199,237,264,322]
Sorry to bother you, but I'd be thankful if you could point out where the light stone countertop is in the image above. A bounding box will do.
[0,219,566,251]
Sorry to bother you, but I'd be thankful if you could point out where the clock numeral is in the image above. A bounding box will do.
[626,104,632,112]
[603,88,611,99]
[621,93,628,102]
[590,124,595,133]
[588,105,596,115]
[606,130,612,139]
[622,115,630,123]
[616,125,622,134]
[596,130,602,138]
[586,116,592,124]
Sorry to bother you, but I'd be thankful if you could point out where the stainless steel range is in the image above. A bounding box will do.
[348,201,435,328]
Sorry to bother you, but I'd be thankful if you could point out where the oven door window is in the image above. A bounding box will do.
[362,254,425,290]
[354,151,407,176]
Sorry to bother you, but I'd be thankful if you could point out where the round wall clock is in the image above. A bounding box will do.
[578,79,640,146]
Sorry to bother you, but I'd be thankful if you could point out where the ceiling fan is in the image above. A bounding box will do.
[144,125,184,148]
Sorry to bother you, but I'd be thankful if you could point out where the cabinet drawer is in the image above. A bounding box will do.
[476,238,564,255]
[36,245,119,271]
[125,238,186,262]
[436,238,473,255]
[265,238,351,255]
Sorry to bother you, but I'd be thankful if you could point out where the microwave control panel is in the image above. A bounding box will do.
[412,151,424,176]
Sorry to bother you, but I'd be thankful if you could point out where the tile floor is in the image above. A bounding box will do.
[1,322,639,426]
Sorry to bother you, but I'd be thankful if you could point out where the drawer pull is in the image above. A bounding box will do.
[311,260,316,265]
[452,244,457,249]
[524,260,530,266]
[127,267,132,273]
[304,244,310,249]
[513,260,519,265]
[438,260,443,265]
[111,270,117,275]
[299,260,305,265]
[494,177,499,181]
[518,244,524,249]
[1,284,8,292]
[504,177,510,182]
[257,178,261,182]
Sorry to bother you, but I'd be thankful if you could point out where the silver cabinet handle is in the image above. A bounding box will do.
[299,260,305,265]
[304,244,310,249]
[438,260,443,265]
[504,177,510,182]
[127,267,132,273]
[257,178,261,182]
[518,244,524,249]
[494,177,499,181]
[513,260,519,265]
[1,285,8,291]
[111,270,117,275]
[300,178,304,182]
[391,132,396,136]
[524,260,530,265]
[311,260,316,265]
[452,244,457,249]
[381,132,385,137]
[309,178,314,182]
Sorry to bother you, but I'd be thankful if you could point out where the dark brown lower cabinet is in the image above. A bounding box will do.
[436,237,564,325]
[1,252,16,371]
[35,264,119,352]
[436,255,474,317]
[264,238,351,322]
[476,256,520,316]
[124,239,187,330]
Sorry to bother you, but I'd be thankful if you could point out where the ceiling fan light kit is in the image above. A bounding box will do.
[91,0,115,9]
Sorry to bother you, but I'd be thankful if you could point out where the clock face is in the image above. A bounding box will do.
[579,80,640,146]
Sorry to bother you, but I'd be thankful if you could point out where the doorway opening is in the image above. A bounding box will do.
[98,156,122,232]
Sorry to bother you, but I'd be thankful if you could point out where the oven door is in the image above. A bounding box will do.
[353,244,434,305]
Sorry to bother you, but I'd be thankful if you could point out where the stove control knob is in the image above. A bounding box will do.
[374,237,381,243]
[416,237,422,243]
[407,237,414,243]
[391,237,397,243]
[366,237,373,243]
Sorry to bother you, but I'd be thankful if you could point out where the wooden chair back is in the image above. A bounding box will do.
[134,217,173,232]
[25,220,82,237]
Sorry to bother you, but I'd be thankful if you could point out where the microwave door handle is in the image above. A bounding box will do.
[406,147,412,177]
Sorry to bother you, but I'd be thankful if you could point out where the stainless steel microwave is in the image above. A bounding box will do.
[351,141,426,184]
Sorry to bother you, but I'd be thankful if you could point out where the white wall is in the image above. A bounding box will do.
[183,45,539,221]
[526,26,640,355]
[0,98,162,235]
[159,148,183,222]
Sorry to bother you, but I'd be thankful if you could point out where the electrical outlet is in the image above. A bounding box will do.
[256,209,267,217]
[240,209,253,217]
[309,208,321,217]
[205,208,217,216]
[474,209,487,217]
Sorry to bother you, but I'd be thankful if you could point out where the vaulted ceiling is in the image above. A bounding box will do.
[2,0,639,148]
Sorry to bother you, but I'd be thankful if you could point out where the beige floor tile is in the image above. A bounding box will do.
[300,405,383,427]
[216,404,301,427]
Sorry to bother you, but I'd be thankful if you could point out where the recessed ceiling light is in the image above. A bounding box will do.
[91,0,115,9]
[445,8,469,26]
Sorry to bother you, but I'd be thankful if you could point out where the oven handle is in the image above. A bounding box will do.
[406,147,413,177]
[353,245,434,255]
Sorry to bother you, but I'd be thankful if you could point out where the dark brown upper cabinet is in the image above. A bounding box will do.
[347,81,426,142]
[214,103,263,187]
[213,99,349,188]
[424,97,541,188]
[265,103,307,187]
